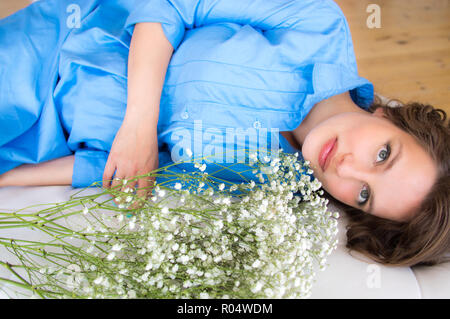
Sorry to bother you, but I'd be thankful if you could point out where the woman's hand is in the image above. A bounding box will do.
[102,22,173,208]
[102,113,159,209]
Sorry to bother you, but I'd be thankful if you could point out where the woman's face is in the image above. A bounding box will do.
[301,109,438,222]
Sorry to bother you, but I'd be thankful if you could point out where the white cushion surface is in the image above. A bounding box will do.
[412,262,450,299]
[311,205,421,298]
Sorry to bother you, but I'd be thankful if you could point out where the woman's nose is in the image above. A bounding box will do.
[334,153,371,180]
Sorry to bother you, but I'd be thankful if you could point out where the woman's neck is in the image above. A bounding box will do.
[292,91,367,146]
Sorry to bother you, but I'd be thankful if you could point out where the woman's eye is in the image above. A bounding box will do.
[357,185,370,205]
[376,143,391,163]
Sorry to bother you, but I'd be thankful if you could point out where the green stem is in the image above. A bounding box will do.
[0,261,46,298]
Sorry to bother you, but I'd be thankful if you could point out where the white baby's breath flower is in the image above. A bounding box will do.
[251,281,264,294]
[183,280,192,288]
[178,255,189,264]
[67,264,81,273]
[128,290,137,298]
[158,189,166,198]
[199,292,210,299]
[93,276,104,285]
[112,243,123,252]
[222,197,231,206]
[124,187,132,193]
[264,288,274,298]
[214,219,224,230]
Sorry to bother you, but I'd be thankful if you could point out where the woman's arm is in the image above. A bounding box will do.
[124,22,173,124]
[102,22,173,203]
[0,155,75,187]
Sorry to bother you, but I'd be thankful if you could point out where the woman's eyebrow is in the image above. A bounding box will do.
[368,191,374,214]
[385,142,403,173]
[368,142,403,214]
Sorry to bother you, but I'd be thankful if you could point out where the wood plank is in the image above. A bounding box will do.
[334,0,450,113]
[0,0,30,19]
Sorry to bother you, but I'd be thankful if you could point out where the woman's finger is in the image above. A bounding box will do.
[110,170,122,191]
[132,176,154,209]
[136,177,151,199]
[122,178,138,196]
[102,161,116,189]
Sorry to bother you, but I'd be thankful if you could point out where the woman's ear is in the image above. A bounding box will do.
[372,107,386,118]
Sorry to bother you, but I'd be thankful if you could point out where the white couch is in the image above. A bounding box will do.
[0,185,448,299]
[312,202,450,299]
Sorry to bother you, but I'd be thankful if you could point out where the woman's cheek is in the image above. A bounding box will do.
[322,177,357,207]
[300,136,315,163]
[301,134,324,171]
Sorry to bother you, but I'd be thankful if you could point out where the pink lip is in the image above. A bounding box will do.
[318,138,337,172]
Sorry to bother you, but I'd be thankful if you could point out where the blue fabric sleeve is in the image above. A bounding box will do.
[72,149,109,188]
[125,0,187,50]
[125,0,347,50]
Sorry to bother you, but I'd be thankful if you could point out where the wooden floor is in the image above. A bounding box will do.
[1,0,449,113]
[335,0,450,113]
[0,0,30,19]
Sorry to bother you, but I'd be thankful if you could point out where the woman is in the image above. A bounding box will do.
[0,0,448,266]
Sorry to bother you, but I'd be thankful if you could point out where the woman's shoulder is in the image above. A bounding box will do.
[315,90,352,108]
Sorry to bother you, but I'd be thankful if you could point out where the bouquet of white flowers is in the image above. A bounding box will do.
[0,149,338,299]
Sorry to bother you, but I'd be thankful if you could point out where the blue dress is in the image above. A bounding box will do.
[0,0,374,188]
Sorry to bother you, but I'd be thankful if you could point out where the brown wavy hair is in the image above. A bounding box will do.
[338,95,450,267]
